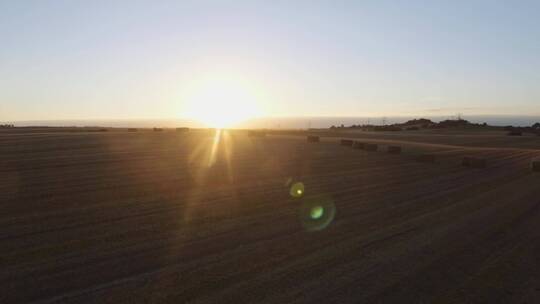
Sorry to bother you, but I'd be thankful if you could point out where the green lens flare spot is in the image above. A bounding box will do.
[299,195,336,232]
[290,182,305,198]
[310,206,324,219]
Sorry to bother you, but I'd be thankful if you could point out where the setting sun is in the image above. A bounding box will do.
[182,78,263,128]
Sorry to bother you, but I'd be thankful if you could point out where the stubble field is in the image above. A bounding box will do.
[2,128,540,303]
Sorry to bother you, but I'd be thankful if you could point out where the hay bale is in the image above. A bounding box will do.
[153,128,163,132]
[128,128,138,132]
[387,146,402,154]
[352,141,365,149]
[507,130,522,136]
[462,156,487,168]
[176,127,189,132]
[531,159,540,172]
[364,143,378,151]
[416,154,436,163]
[307,135,320,143]
[340,139,354,146]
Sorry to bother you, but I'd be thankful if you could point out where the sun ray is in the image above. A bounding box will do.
[222,130,235,183]
[208,128,222,167]
[181,128,238,224]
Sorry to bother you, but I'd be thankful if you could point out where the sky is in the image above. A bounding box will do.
[1,0,540,123]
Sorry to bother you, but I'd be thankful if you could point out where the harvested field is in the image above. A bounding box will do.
[462,156,487,168]
[532,158,540,172]
[247,130,266,138]
[364,143,378,151]
[2,128,540,303]
[271,128,540,150]
[416,154,436,163]
[352,141,365,149]
[387,145,402,154]
[340,139,353,146]
[307,135,320,143]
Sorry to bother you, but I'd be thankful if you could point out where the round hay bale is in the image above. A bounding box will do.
[307,135,320,143]
[416,154,436,163]
[387,146,402,154]
[364,143,378,151]
[462,156,487,168]
[352,141,365,149]
[153,128,163,132]
[340,139,354,146]
[531,158,540,172]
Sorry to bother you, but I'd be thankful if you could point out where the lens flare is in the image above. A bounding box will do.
[310,206,324,219]
[289,182,305,198]
[299,195,336,232]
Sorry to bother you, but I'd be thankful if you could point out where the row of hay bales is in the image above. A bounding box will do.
[124,127,190,132]
[310,137,435,162]
[341,138,441,164]
[337,137,540,172]
[338,137,463,166]
[342,138,442,164]
[341,139,398,154]
[304,135,539,172]
[345,138,492,166]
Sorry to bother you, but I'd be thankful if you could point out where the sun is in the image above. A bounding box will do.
[182,78,262,128]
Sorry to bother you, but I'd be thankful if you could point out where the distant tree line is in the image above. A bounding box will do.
[330,118,540,135]
[0,124,15,128]
[503,122,540,136]
[330,118,470,131]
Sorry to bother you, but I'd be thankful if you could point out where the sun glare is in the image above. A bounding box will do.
[183,78,262,128]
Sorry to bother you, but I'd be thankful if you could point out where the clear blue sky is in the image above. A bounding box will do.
[2,0,540,121]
